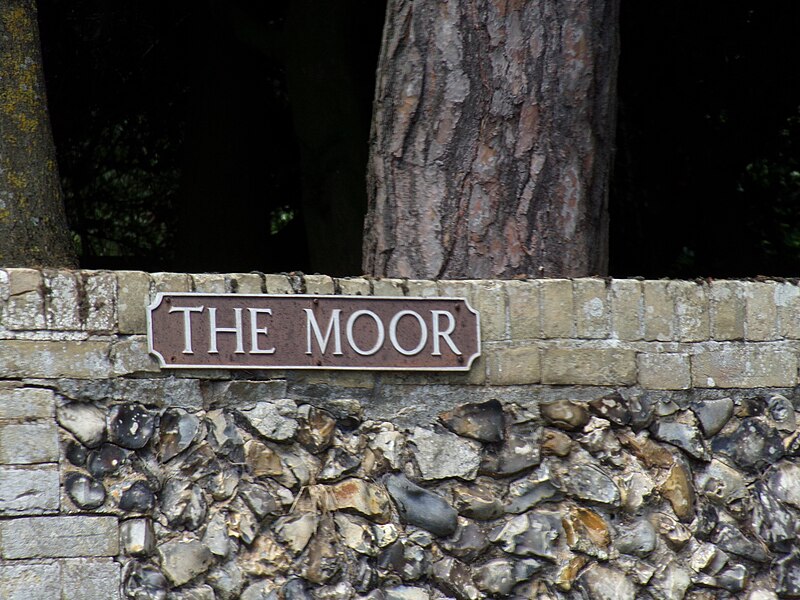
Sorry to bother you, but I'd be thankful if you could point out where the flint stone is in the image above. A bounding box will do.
[159,409,200,462]
[157,539,213,586]
[558,461,621,506]
[240,482,278,519]
[229,499,259,545]
[108,403,155,449]
[432,557,481,600]
[206,410,243,458]
[650,561,692,600]
[121,518,155,556]
[296,405,336,453]
[119,480,156,512]
[57,402,106,447]
[712,417,784,473]
[443,519,490,562]
[768,462,800,508]
[203,511,232,557]
[170,585,216,600]
[661,460,695,521]
[480,422,541,476]
[713,523,769,563]
[541,428,573,457]
[410,427,480,480]
[378,539,430,581]
[615,519,656,557]
[385,473,457,536]
[716,564,749,593]
[283,578,312,600]
[86,443,127,478]
[452,480,504,520]
[691,397,734,437]
[505,464,560,513]
[579,564,637,600]
[65,440,88,466]
[327,477,392,523]
[318,447,361,482]
[753,481,796,552]
[540,399,591,431]
[696,459,748,506]
[628,394,657,431]
[241,534,289,577]
[274,513,319,554]
[490,511,562,560]
[302,515,340,584]
[588,391,631,426]
[241,581,278,600]
[439,399,505,442]
[239,400,298,442]
[65,472,106,509]
[655,514,692,551]
[385,586,430,600]
[776,553,800,597]
[650,412,710,461]
[767,394,796,431]
[474,558,543,596]
[123,562,168,600]
[244,439,283,477]
[160,479,208,530]
[563,506,611,559]
[207,561,244,600]
[334,512,376,555]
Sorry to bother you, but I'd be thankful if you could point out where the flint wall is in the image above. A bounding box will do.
[0,269,799,598]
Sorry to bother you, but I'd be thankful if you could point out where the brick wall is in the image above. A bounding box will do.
[0,269,798,598]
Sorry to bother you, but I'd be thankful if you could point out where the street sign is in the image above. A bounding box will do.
[147,293,481,371]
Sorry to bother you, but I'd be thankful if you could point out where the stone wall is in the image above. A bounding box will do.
[1,269,799,598]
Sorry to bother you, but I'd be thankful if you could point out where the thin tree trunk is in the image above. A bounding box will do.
[363,0,619,279]
[0,0,76,267]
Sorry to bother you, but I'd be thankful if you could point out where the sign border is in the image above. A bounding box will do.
[146,292,481,371]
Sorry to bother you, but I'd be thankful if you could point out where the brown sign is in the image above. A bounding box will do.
[147,293,480,371]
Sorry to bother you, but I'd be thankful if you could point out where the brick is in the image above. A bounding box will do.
[0,340,112,379]
[5,268,45,331]
[43,270,81,330]
[305,274,335,295]
[0,269,9,301]
[192,273,227,293]
[486,345,541,385]
[228,273,264,294]
[152,272,192,293]
[669,280,709,342]
[691,344,797,388]
[471,281,507,341]
[574,278,609,338]
[0,421,59,463]
[542,348,637,386]
[111,336,161,375]
[540,279,574,338]
[338,277,371,296]
[0,465,59,515]
[637,353,691,390]
[506,280,540,340]
[610,280,642,340]
[709,281,745,340]
[7,268,42,295]
[743,282,780,341]
[0,562,61,600]
[82,271,117,332]
[0,516,119,558]
[406,280,439,297]
[0,387,55,419]
[776,282,800,338]
[117,271,152,334]
[264,274,293,294]
[643,280,674,341]
[372,278,405,297]
[61,558,121,600]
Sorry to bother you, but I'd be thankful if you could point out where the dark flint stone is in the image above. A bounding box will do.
[159,409,200,462]
[776,553,800,597]
[282,578,313,600]
[768,394,797,431]
[296,406,337,453]
[87,443,128,478]
[239,482,278,520]
[734,397,764,418]
[649,412,709,461]
[160,479,208,530]
[65,440,88,467]
[378,539,430,581]
[109,403,155,450]
[539,400,590,432]
[690,397,734,438]
[628,394,657,431]
[123,562,168,600]
[318,447,361,482]
[432,557,481,600]
[353,558,378,594]
[692,504,719,540]
[120,480,156,513]
[65,472,106,509]
[588,391,631,426]
[716,564,748,593]
[439,399,506,442]
[752,481,796,552]
[711,417,784,473]
[480,422,541,477]
[207,410,244,460]
[712,523,769,563]
[384,473,458,537]
[442,521,490,562]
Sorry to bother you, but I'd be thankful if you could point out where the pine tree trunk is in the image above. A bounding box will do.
[363,0,619,279]
[0,0,76,267]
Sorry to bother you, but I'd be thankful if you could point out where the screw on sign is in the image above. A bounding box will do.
[147,294,481,371]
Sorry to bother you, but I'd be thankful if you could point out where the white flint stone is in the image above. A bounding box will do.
[57,402,107,447]
[239,400,298,441]
[409,426,480,480]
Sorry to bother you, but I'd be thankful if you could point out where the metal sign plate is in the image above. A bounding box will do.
[147,293,481,371]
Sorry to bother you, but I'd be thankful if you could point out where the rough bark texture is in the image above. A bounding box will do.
[363,0,619,279]
[0,0,75,267]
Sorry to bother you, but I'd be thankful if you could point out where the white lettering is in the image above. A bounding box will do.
[208,307,245,354]
[169,305,204,354]
[431,310,461,356]
[304,309,343,355]
[248,308,275,354]
[346,310,384,356]
[389,310,428,356]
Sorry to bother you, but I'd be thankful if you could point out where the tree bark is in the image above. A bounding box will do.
[0,0,76,267]
[363,0,619,279]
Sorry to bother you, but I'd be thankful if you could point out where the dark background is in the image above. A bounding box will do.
[38,0,800,278]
